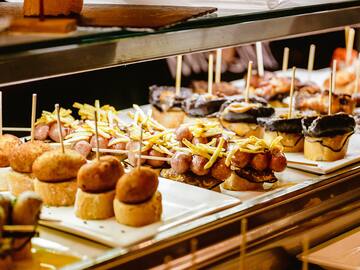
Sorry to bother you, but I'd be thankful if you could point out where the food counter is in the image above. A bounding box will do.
[0,1,360,270]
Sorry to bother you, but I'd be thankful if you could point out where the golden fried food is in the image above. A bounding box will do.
[33,149,86,182]
[12,191,43,225]
[116,167,158,204]
[0,134,22,167]
[77,155,124,193]
[9,141,51,173]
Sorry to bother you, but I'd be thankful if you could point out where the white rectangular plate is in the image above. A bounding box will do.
[39,178,240,247]
[302,227,360,270]
[285,134,360,175]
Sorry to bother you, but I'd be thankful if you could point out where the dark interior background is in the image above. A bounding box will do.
[0,30,350,131]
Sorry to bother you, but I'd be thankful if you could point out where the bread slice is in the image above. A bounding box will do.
[114,191,162,227]
[304,132,352,161]
[23,0,83,16]
[34,178,77,206]
[223,172,263,191]
[220,119,264,138]
[7,170,34,196]
[75,189,115,220]
[0,167,11,191]
[263,131,304,152]
[152,106,186,129]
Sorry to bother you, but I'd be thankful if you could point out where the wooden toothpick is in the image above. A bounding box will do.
[137,123,143,168]
[239,218,247,270]
[329,60,337,115]
[94,110,100,161]
[355,53,360,94]
[175,55,182,96]
[215,48,222,84]
[282,47,289,72]
[346,28,355,66]
[256,42,264,77]
[30,93,37,142]
[55,104,65,154]
[307,44,316,81]
[245,61,253,103]
[288,67,296,119]
[208,54,214,95]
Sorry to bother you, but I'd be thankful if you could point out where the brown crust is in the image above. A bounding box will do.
[34,178,77,206]
[77,155,124,193]
[9,141,51,173]
[116,167,158,204]
[32,149,86,182]
[23,0,83,16]
[0,134,21,167]
[74,189,115,220]
[223,172,264,191]
[114,191,162,227]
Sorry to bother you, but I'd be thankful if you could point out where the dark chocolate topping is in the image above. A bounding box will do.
[235,167,277,183]
[182,94,227,117]
[258,117,303,133]
[149,85,193,112]
[302,113,355,137]
[220,97,274,124]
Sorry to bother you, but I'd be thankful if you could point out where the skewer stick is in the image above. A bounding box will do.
[0,91,2,136]
[355,54,360,94]
[91,148,172,161]
[175,55,182,96]
[307,44,316,81]
[256,42,264,77]
[245,61,253,103]
[3,225,36,232]
[30,93,37,142]
[329,60,337,115]
[94,110,100,161]
[137,123,143,168]
[282,47,289,72]
[215,49,222,84]
[191,238,198,270]
[239,218,247,270]
[55,104,65,154]
[288,67,296,119]
[302,235,309,270]
[95,99,100,122]
[208,54,214,95]
[2,127,31,132]
[346,28,355,67]
[345,26,350,48]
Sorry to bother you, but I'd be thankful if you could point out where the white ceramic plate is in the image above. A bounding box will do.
[220,167,314,200]
[285,134,360,175]
[301,227,360,270]
[39,177,240,247]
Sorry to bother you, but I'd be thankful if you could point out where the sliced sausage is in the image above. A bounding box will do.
[232,151,251,168]
[147,149,166,168]
[250,153,269,171]
[73,140,92,158]
[211,158,231,181]
[170,152,192,174]
[34,124,49,141]
[269,151,287,172]
[190,155,210,176]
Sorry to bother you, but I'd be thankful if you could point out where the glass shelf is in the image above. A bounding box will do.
[0,0,359,85]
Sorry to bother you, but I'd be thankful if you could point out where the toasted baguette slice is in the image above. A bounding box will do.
[23,0,83,16]
[75,189,115,220]
[7,170,34,196]
[304,132,352,161]
[152,106,186,129]
[34,178,77,206]
[223,172,264,191]
[220,119,263,138]
[114,191,162,227]
[263,131,304,152]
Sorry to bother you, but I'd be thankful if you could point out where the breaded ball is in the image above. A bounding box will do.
[33,149,86,182]
[0,134,22,167]
[9,141,51,173]
[77,155,124,193]
[116,167,158,204]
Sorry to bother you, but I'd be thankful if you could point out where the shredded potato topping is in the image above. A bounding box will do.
[35,108,77,128]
